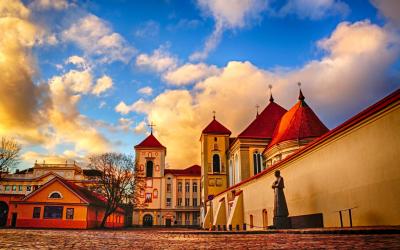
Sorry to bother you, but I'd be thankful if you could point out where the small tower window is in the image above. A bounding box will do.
[146,160,153,177]
[212,154,221,173]
[253,151,262,175]
[48,191,62,199]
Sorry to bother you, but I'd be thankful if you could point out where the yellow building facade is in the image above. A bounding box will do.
[202,89,400,229]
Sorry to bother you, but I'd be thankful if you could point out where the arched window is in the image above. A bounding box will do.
[212,154,220,173]
[228,159,233,187]
[253,151,262,175]
[48,191,62,199]
[234,154,240,184]
[146,160,153,177]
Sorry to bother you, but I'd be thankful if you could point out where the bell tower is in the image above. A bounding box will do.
[200,112,231,208]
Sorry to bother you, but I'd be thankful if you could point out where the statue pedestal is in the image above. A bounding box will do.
[273,217,291,229]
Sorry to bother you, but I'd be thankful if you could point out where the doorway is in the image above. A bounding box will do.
[166,218,171,227]
[0,202,8,227]
[143,214,153,227]
[11,213,17,227]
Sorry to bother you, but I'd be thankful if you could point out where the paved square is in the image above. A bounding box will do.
[1,228,400,249]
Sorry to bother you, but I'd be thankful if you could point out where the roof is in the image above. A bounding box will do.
[164,165,201,176]
[22,176,124,212]
[202,117,231,135]
[267,90,329,150]
[238,97,287,139]
[213,88,400,199]
[134,133,166,149]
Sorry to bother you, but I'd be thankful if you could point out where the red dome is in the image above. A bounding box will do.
[267,90,329,149]
[238,97,287,139]
[202,118,231,135]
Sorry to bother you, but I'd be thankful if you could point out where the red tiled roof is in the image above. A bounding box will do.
[267,90,329,150]
[213,88,400,199]
[134,133,166,149]
[202,118,231,135]
[238,98,287,139]
[164,165,201,176]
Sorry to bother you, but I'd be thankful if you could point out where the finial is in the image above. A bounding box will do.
[212,110,216,120]
[298,82,305,101]
[147,121,156,134]
[268,84,274,102]
[256,105,260,117]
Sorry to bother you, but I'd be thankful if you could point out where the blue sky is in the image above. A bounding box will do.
[1,0,399,169]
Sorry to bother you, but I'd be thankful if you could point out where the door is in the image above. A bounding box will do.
[143,214,153,227]
[166,219,171,227]
[11,213,17,227]
[0,202,8,227]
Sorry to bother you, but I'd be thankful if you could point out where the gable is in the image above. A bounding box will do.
[24,180,87,204]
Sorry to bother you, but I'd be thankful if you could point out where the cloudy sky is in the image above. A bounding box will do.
[1,0,399,169]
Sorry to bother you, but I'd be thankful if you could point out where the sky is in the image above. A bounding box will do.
[1,0,399,170]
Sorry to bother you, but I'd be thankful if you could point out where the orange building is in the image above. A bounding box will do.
[5,176,124,229]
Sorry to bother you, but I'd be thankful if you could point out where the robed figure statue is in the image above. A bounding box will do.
[272,170,290,228]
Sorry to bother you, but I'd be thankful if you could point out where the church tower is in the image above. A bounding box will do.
[200,113,231,208]
[133,129,166,226]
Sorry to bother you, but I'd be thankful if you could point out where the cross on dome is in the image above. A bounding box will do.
[147,121,156,134]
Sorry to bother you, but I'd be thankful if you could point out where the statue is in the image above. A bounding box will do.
[272,170,290,229]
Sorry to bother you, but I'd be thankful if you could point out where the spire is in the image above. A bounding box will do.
[269,84,274,102]
[298,82,305,101]
[212,110,216,120]
[147,121,156,134]
[256,105,260,117]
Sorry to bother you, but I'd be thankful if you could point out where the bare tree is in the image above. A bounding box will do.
[0,137,21,180]
[131,161,147,209]
[89,152,137,228]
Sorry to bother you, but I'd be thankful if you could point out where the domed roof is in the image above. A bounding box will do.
[134,133,166,149]
[238,95,287,139]
[202,117,231,135]
[267,90,329,149]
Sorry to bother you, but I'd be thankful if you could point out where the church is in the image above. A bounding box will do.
[132,132,201,227]
[200,88,400,230]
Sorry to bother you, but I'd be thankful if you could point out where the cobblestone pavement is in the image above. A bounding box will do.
[1,228,400,249]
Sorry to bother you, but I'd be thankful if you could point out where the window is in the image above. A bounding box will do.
[18,185,23,191]
[33,207,41,218]
[185,182,190,193]
[166,198,171,207]
[193,211,200,225]
[176,212,182,225]
[250,215,254,228]
[26,186,31,192]
[185,212,191,225]
[146,160,153,177]
[49,191,62,199]
[177,197,182,207]
[12,185,16,191]
[178,182,182,192]
[145,193,152,203]
[192,182,197,193]
[153,189,158,199]
[234,154,240,184]
[146,179,153,188]
[5,185,10,191]
[166,184,171,193]
[229,159,233,187]
[212,154,221,173]
[66,208,74,220]
[253,152,262,175]
[185,198,190,207]
[193,198,197,207]
[44,206,63,219]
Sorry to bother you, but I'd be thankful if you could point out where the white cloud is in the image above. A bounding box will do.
[62,14,136,64]
[128,20,400,167]
[118,117,134,132]
[92,75,113,96]
[51,69,93,94]
[278,0,349,20]
[136,46,178,72]
[137,86,153,95]
[65,55,87,69]
[190,0,267,61]
[99,101,106,109]
[134,121,147,134]
[29,0,70,11]
[163,63,221,85]
[135,20,160,38]
[115,99,148,115]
